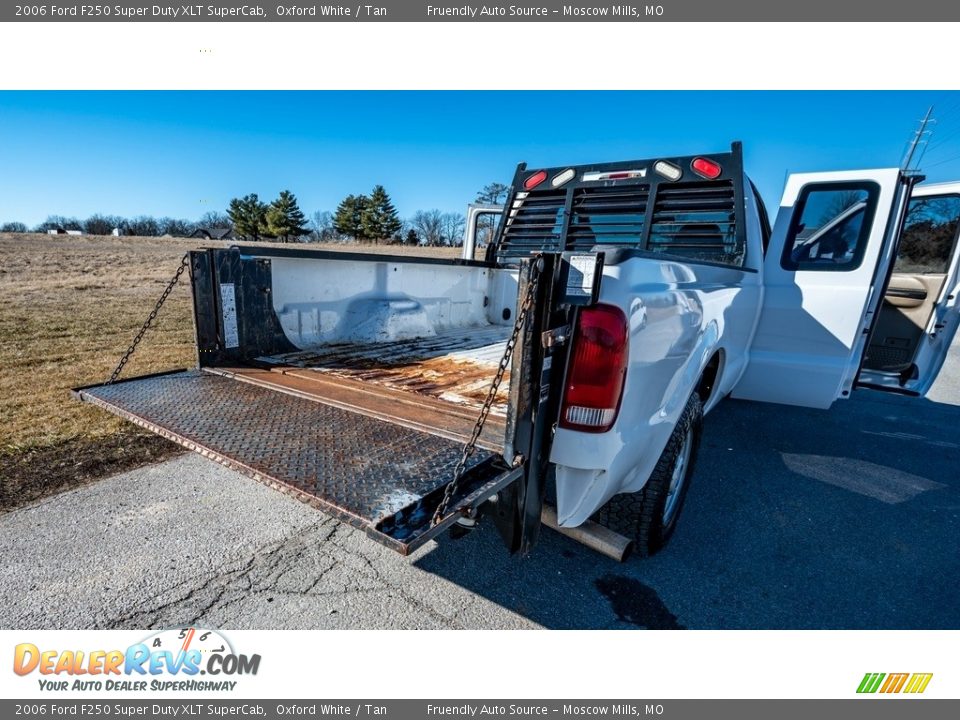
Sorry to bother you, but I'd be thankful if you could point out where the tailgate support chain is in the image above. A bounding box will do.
[106,253,190,385]
[431,255,544,526]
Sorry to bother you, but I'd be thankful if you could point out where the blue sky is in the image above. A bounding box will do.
[3,91,960,226]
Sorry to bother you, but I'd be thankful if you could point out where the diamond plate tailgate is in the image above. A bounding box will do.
[75,370,518,555]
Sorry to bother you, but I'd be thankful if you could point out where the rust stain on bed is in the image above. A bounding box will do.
[325,356,509,412]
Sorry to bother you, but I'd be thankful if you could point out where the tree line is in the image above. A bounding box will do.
[0,182,511,247]
[0,213,230,237]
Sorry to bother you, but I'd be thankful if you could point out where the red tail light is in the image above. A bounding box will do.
[560,304,629,433]
[691,157,722,179]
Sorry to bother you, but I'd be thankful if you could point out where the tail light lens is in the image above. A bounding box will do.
[560,304,629,433]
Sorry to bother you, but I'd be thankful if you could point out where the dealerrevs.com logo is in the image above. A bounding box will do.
[13,627,261,692]
[857,673,933,694]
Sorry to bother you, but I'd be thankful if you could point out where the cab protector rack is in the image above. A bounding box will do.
[490,141,747,267]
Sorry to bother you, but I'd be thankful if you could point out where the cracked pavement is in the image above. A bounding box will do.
[1,342,957,630]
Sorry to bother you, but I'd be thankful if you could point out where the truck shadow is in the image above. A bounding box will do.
[413,389,960,629]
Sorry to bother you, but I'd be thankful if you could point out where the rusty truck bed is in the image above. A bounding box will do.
[257,324,511,413]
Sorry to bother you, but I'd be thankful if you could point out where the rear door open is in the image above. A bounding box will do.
[733,169,917,408]
[858,183,960,395]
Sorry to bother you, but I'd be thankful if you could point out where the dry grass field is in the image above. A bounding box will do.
[0,233,460,510]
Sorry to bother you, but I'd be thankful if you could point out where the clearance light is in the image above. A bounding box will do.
[582,169,647,182]
[559,305,629,433]
[691,157,722,179]
[653,160,683,182]
[523,170,548,190]
[551,168,576,187]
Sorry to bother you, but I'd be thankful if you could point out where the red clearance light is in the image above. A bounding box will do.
[559,304,629,434]
[691,157,722,179]
[523,170,548,190]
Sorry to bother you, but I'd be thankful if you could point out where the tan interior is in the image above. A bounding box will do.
[864,272,947,372]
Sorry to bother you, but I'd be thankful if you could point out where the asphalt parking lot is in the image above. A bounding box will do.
[1,343,957,630]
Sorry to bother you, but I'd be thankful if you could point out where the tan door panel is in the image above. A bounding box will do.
[884,273,946,323]
[866,273,946,371]
[884,274,928,308]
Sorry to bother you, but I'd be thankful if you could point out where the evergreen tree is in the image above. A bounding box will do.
[404,228,419,246]
[228,193,268,241]
[360,185,402,243]
[474,182,510,248]
[333,194,368,241]
[265,190,310,242]
[476,182,510,205]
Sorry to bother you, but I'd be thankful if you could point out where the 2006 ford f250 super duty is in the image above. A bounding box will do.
[75,143,960,559]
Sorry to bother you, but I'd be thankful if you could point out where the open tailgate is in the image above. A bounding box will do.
[74,369,520,555]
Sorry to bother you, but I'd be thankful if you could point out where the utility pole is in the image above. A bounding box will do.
[902,106,934,174]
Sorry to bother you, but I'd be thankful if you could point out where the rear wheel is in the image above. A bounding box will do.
[594,392,703,557]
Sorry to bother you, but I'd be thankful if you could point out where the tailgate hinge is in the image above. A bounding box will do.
[541,324,572,349]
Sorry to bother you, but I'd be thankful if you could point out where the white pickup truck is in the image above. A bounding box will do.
[76,143,960,559]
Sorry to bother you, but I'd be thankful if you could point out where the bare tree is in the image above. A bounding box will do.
[441,212,466,247]
[35,215,82,232]
[159,218,196,237]
[310,210,336,243]
[198,211,231,228]
[83,214,121,235]
[411,209,444,246]
[126,216,160,237]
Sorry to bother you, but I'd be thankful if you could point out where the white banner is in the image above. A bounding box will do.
[2,630,955,700]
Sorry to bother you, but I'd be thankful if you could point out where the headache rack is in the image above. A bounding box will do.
[492,141,747,267]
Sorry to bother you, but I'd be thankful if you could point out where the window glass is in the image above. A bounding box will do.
[781,182,879,271]
[895,194,960,274]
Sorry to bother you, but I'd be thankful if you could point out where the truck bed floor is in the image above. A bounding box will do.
[254,324,511,418]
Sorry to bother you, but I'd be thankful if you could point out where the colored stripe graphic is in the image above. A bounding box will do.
[857,673,886,693]
[880,673,909,693]
[903,673,933,694]
[857,672,932,694]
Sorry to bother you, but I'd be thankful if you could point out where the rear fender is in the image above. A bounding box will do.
[552,317,721,527]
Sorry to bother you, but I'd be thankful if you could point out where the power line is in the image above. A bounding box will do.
[918,150,960,170]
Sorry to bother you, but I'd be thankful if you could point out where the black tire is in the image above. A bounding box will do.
[594,392,703,557]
